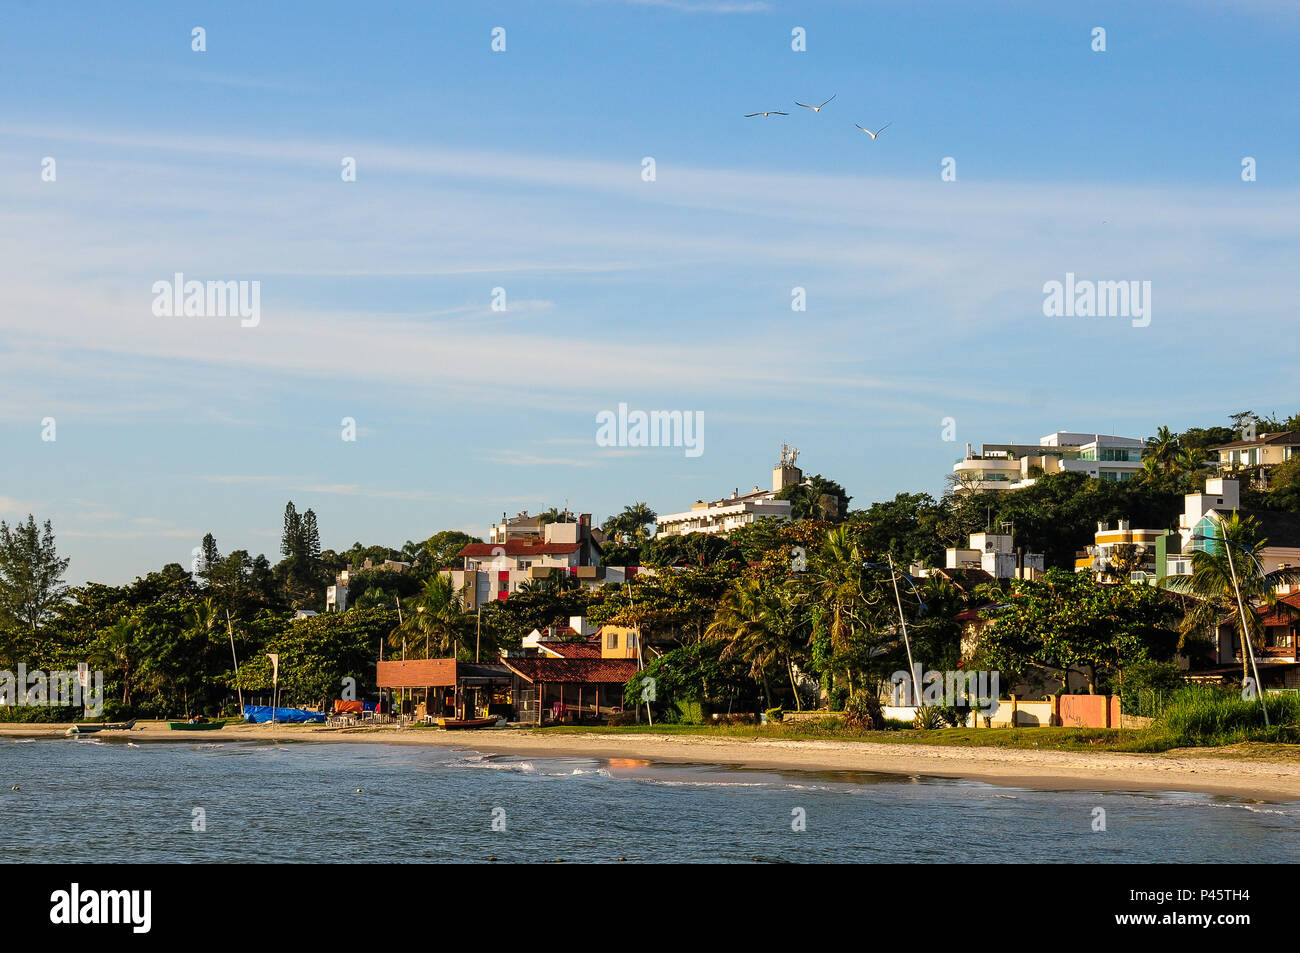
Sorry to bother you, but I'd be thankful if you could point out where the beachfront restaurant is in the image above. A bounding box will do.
[375,659,514,722]
[500,657,638,725]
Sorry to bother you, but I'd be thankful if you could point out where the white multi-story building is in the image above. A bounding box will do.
[1076,520,1164,582]
[942,531,1044,580]
[951,431,1145,493]
[656,451,804,538]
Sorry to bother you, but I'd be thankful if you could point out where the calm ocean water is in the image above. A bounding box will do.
[1,738,1296,863]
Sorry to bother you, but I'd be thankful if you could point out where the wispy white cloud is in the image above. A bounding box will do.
[3,120,1295,426]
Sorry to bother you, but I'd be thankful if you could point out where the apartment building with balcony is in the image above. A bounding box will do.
[656,454,803,538]
[951,431,1145,493]
[1076,520,1164,582]
[1211,430,1300,487]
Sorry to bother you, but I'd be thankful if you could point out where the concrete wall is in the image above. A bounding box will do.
[966,695,1123,728]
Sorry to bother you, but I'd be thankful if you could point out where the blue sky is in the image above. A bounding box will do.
[2,0,1299,586]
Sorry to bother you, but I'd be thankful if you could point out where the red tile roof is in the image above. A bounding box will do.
[538,638,603,659]
[1256,591,1300,626]
[502,657,639,684]
[460,540,582,557]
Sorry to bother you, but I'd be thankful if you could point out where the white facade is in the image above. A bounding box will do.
[656,493,793,537]
[943,532,1044,580]
[953,431,1144,493]
[657,461,804,538]
[1079,520,1164,581]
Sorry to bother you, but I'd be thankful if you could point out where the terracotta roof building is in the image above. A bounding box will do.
[500,657,639,724]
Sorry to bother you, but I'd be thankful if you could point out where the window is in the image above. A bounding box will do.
[1193,517,1219,552]
[606,631,619,649]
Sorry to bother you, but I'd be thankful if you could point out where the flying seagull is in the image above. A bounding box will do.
[744,110,788,117]
[854,122,892,140]
[794,94,836,113]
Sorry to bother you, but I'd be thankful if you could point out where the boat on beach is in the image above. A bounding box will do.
[437,717,503,730]
[65,719,136,736]
[166,720,225,731]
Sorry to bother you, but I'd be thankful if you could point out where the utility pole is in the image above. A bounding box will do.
[626,580,651,726]
[1223,539,1270,727]
[225,610,244,713]
[887,554,921,706]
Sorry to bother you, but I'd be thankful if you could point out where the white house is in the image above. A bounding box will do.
[952,431,1145,493]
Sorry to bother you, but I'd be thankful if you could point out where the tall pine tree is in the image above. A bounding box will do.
[301,509,321,561]
[281,502,302,559]
[198,533,221,587]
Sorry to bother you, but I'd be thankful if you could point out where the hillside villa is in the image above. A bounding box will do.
[952,431,1145,493]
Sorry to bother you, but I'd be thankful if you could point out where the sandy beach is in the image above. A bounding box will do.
[5,721,1299,801]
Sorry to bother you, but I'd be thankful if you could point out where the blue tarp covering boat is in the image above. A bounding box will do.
[241,706,327,724]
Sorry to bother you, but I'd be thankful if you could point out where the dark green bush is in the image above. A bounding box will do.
[843,691,883,730]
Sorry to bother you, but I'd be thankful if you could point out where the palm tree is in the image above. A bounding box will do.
[1174,444,1209,483]
[602,502,658,545]
[396,575,468,659]
[1161,512,1300,682]
[96,617,139,707]
[707,577,805,709]
[807,526,876,694]
[621,502,657,544]
[1145,426,1179,473]
[190,597,219,640]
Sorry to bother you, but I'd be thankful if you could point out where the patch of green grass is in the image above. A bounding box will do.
[1155,687,1300,747]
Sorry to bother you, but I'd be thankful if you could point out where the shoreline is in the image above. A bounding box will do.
[6,722,1299,801]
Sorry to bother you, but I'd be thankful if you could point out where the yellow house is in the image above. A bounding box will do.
[1213,431,1300,484]
[600,625,640,659]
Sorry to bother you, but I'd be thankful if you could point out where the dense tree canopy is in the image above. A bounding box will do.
[9,410,1296,722]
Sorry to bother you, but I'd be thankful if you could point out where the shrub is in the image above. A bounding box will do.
[843,691,883,730]
[935,704,970,728]
[1118,660,1185,717]
[0,705,83,723]
[763,706,783,724]
[675,700,704,725]
[913,706,944,730]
